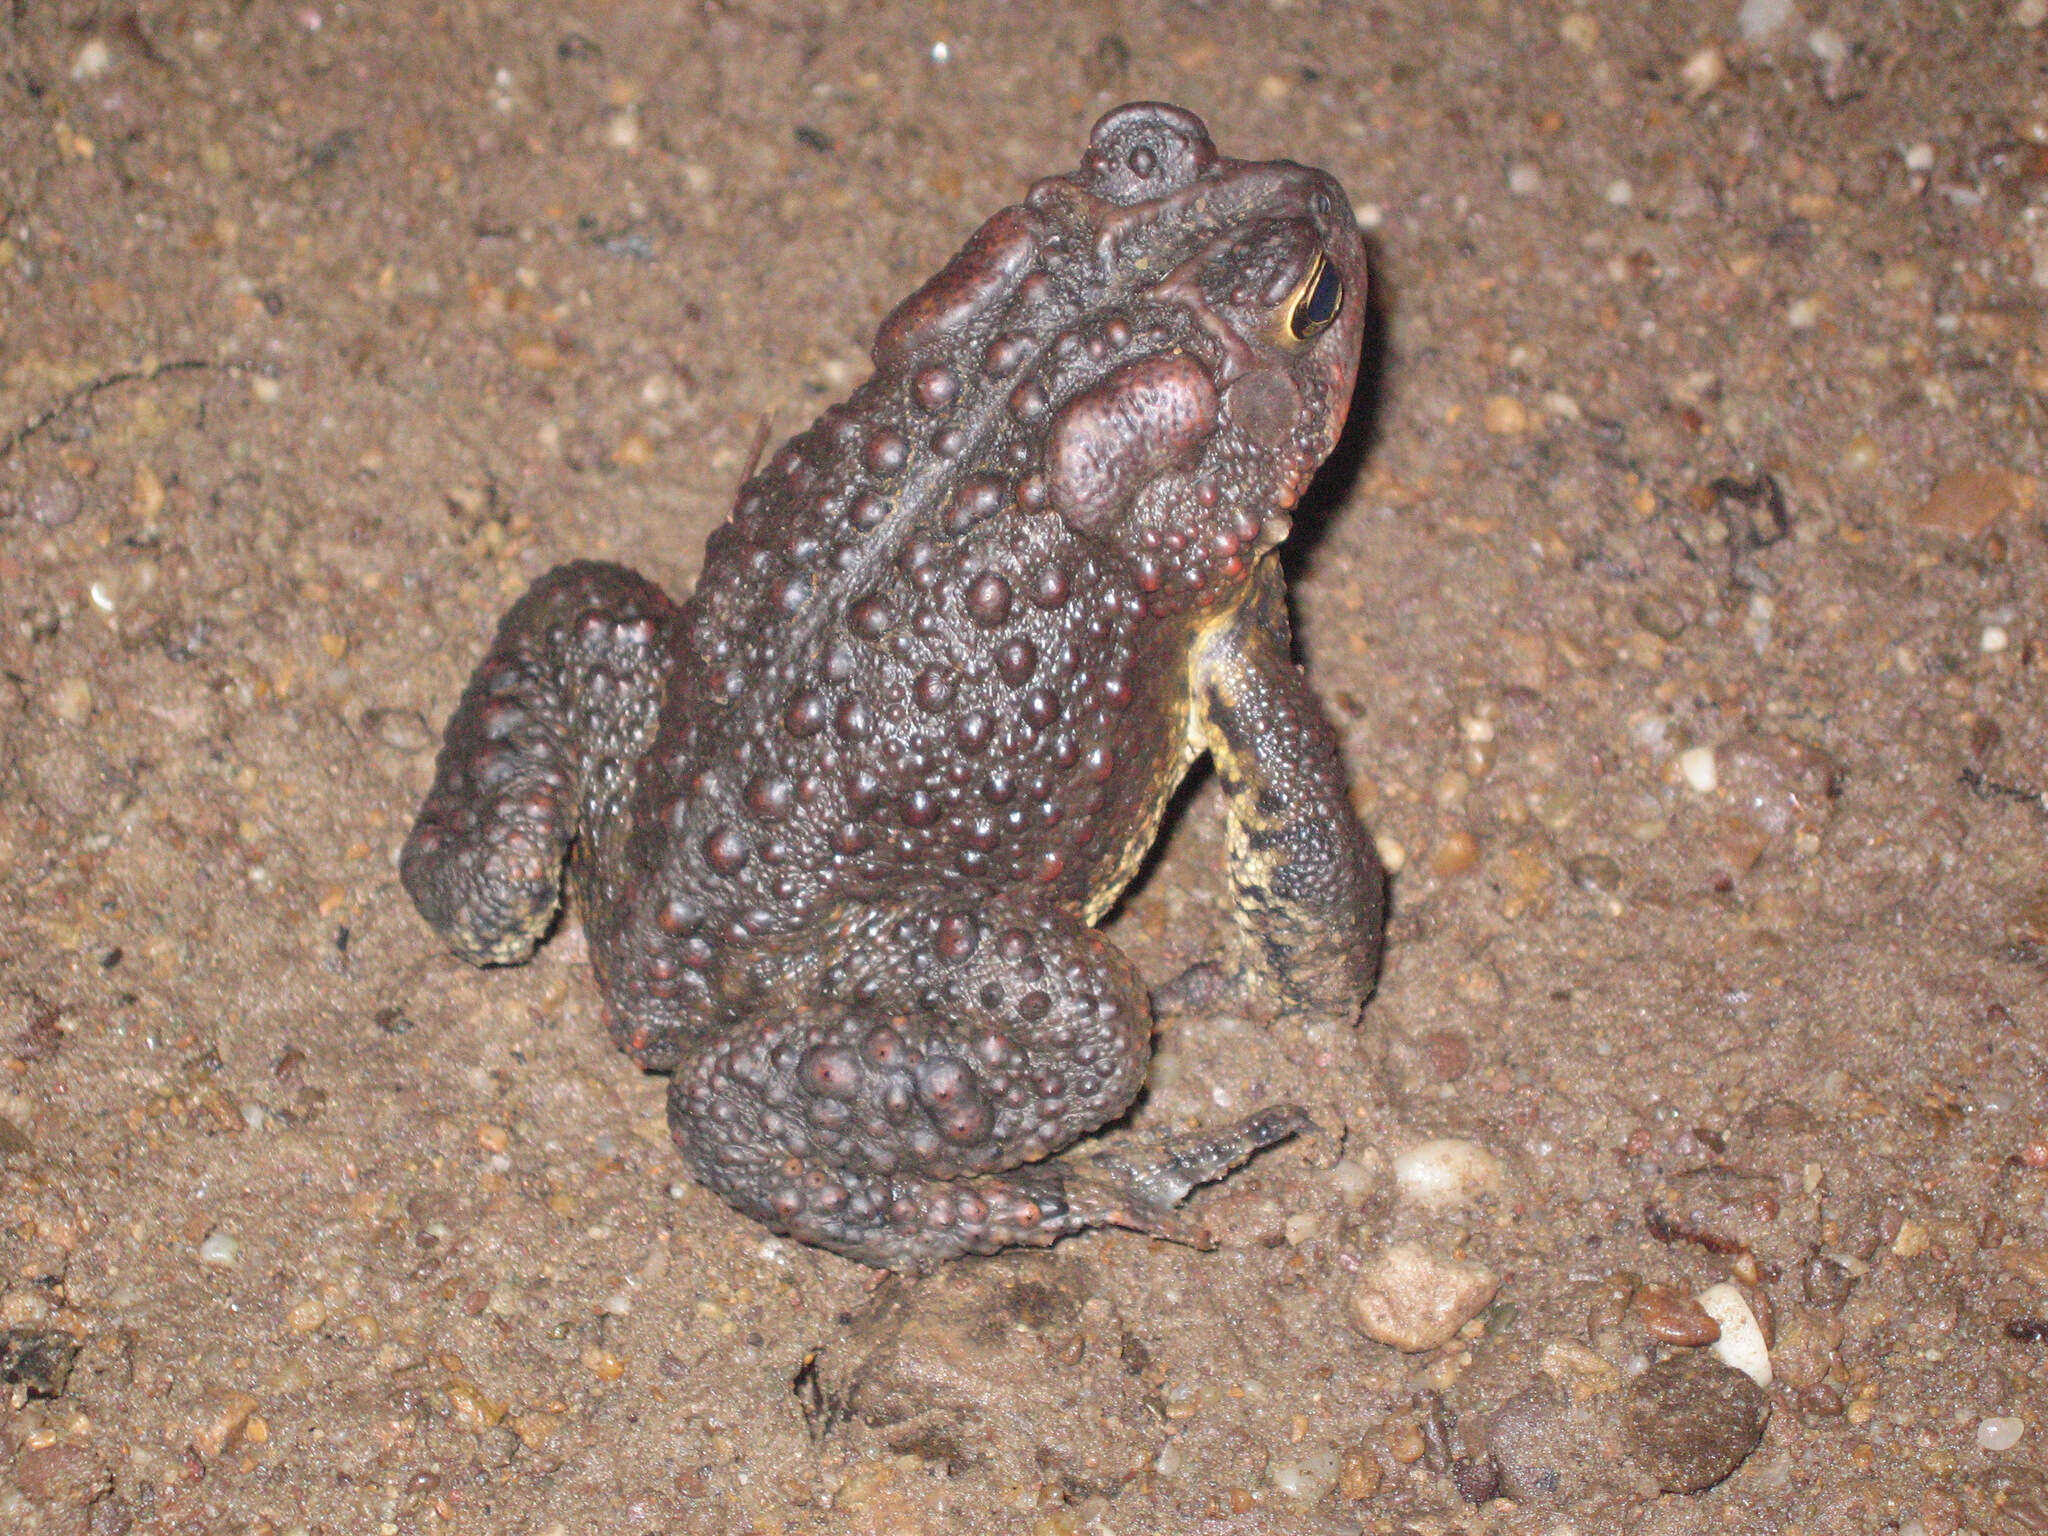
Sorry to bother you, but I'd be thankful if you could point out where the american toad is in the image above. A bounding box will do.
[402,103,1383,1271]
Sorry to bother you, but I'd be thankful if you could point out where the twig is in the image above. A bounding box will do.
[0,357,223,463]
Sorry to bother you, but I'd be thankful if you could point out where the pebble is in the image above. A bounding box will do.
[1267,1443,1341,1504]
[1483,395,1529,435]
[1484,1379,1615,1502]
[1715,734,1837,838]
[1633,1283,1720,1346]
[1913,465,2036,539]
[1624,1351,1770,1493]
[189,1387,262,1455]
[1337,1445,1382,1499]
[1696,1283,1772,1387]
[1346,1242,1499,1352]
[1680,45,1727,96]
[1567,852,1623,893]
[13,1442,111,1507]
[47,677,93,726]
[1677,746,1718,793]
[1976,1416,2024,1452]
[0,1113,33,1157]
[362,706,435,751]
[1393,1138,1505,1210]
[198,1230,240,1266]
[0,1328,81,1397]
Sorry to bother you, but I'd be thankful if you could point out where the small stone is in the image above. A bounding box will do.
[1486,1378,1618,1502]
[198,1230,240,1266]
[1267,1443,1341,1504]
[1567,853,1623,893]
[1393,1138,1505,1211]
[1913,465,2037,539]
[0,1328,82,1397]
[1678,746,1718,793]
[70,37,113,80]
[189,1387,261,1456]
[1976,1415,2024,1452]
[1633,1283,1720,1346]
[1696,1283,1772,1387]
[1337,1445,1382,1499]
[1430,829,1481,877]
[1716,734,1837,838]
[1385,1417,1428,1463]
[48,677,94,726]
[1680,45,1727,95]
[1770,1306,1842,1389]
[1624,1352,1770,1494]
[1482,395,1529,435]
[14,1442,111,1507]
[1347,1242,1500,1352]
[1801,1255,1854,1310]
[362,707,434,751]
[25,476,84,527]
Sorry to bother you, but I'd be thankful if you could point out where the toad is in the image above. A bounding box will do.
[402,103,1383,1271]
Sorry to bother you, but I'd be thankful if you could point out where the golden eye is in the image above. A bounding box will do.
[1287,252,1344,341]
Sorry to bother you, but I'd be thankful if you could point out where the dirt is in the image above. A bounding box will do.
[3,3,2046,1533]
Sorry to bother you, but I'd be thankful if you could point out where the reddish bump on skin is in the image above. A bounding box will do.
[965,572,1013,627]
[1046,353,1219,531]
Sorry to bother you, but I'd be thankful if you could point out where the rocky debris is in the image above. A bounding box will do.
[799,1255,1154,1492]
[1346,1242,1499,1352]
[1,1328,82,1398]
[1912,464,2037,539]
[1632,1282,1720,1346]
[1483,1378,1624,1502]
[1391,1138,1505,1211]
[13,1442,112,1508]
[1624,1351,1771,1494]
[1695,1282,1772,1386]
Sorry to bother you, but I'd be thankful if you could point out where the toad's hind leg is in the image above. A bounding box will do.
[401,561,677,966]
[671,895,1309,1271]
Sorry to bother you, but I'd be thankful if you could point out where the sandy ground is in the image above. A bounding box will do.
[4,2,2047,1532]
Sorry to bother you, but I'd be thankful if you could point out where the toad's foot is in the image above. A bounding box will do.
[1047,1103,1315,1248]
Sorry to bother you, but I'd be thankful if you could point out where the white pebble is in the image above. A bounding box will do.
[603,110,640,151]
[198,1230,240,1267]
[2014,0,2047,26]
[1696,1283,1772,1386]
[71,38,112,79]
[1806,26,1847,63]
[1786,297,1819,329]
[1981,625,2009,653]
[1679,745,1719,793]
[1680,45,1727,95]
[1267,1444,1341,1503]
[1604,178,1634,207]
[1737,0,1796,43]
[1976,1415,2024,1451]
[1903,142,1936,174]
[1507,162,1543,196]
[1393,1137,1504,1211]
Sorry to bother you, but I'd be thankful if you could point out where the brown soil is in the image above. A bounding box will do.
[3,4,2045,1533]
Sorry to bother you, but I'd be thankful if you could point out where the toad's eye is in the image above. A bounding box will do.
[1287,252,1344,341]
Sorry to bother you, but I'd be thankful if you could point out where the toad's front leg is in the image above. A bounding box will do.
[1189,559,1385,1019]
[669,893,1309,1271]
